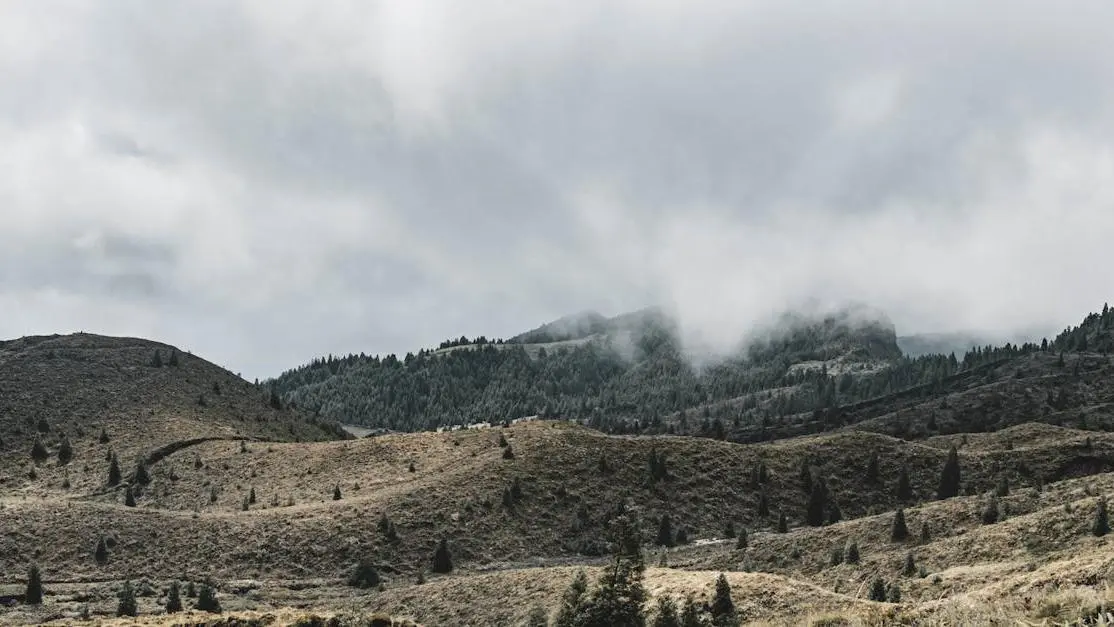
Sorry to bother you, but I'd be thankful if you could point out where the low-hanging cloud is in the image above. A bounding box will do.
[1,0,1113,378]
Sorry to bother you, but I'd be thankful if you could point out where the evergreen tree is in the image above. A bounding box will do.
[498,433,509,447]
[657,514,675,547]
[107,454,121,486]
[553,570,589,627]
[887,584,902,603]
[920,521,931,543]
[1094,499,1110,537]
[57,437,73,465]
[347,560,381,588]
[757,491,770,518]
[827,498,842,525]
[902,552,916,577]
[680,595,704,627]
[248,486,256,505]
[724,521,736,539]
[799,460,813,492]
[196,580,221,613]
[333,483,342,500]
[675,527,689,545]
[982,496,1000,525]
[735,528,747,550]
[135,460,151,485]
[995,475,1009,497]
[95,536,108,563]
[777,511,788,533]
[30,437,48,463]
[845,541,860,564]
[432,538,453,573]
[25,564,43,604]
[116,580,137,617]
[891,508,909,541]
[166,580,183,613]
[570,515,648,626]
[168,350,180,367]
[869,577,887,602]
[806,476,828,527]
[526,605,549,627]
[503,445,516,460]
[896,467,913,502]
[99,428,110,444]
[864,452,881,485]
[710,574,737,626]
[651,596,681,627]
[937,446,961,500]
[151,350,163,368]
[124,486,136,507]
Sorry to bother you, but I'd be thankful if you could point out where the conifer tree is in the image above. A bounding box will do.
[151,350,163,368]
[869,577,887,602]
[680,595,704,627]
[196,580,221,613]
[866,451,879,483]
[333,483,342,500]
[902,552,917,577]
[757,491,770,518]
[168,350,180,367]
[995,475,1009,497]
[920,521,931,543]
[503,445,515,460]
[937,445,961,500]
[887,584,902,603]
[806,476,829,527]
[1094,499,1110,537]
[553,569,589,627]
[777,511,788,533]
[99,428,110,444]
[25,564,43,604]
[799,460,813,492]
[31,436,48,463]
[724,521,736,539]
[571,516,648,626]
[116,580,137,617]
[891,508,909,541]
[135,460,151,485]
[710,573,737,626]
[432,538,453,573]
[651,595,681,627]
[166,581,183,613]
[845,541,860,564]
[735,528,747,550]
[982,496,1000,525]
[57,437,73,465]
[896,467,913,502]
[657,514,675,547]
[95,536,108,563]
[124,486,136,507]
[108,454,122,486]
[248,487,256,504]
[676,527,690,545]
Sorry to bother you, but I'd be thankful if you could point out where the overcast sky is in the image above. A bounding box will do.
[2,1,1113,378]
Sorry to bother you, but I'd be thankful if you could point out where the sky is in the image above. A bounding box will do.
[2,1,1113,379]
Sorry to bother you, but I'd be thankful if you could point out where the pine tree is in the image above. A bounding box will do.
[887,584,902,603]
[920,521,931,543]
[571,515,648,626]
[896,467,913,502]
[995,475,1009,497]
[95,536,108,563]
[432,538,453,573]
[124,486,136,507]
[866,451,879,483]
[248,487,256,504]
[869,577,887,602]
[937,446,961,500]
[30,436,48,463]
[116,580,137,617]
[651,595,681,627]
[333,483,342,500]
[347,560,381,588]
[657,514,675,547]
[151,350,163,367]
[724,521,736,539]
[799,460,813,492]
[806,476,828,527]
[135,460,151,485]
[168,350,180,367]
[777,511,788,533]
[735,527,747,550]
[25,564,43,604]
[525,605,549,627]
[166,580,183,613]
[196,580,221,613]
[498,433,508,447]
[107,454,121,486]
[680,595,704,627]
[676,527,690,545]
[503,445,515,460]
[1094,499,1110,537]
[891,508,909,541]
[757,491,770,518]
[553,569,588,627]
[99,428,111,444]
[903,552,917,577]
[710,573,737,626]
[845,541,860,564]
[982,496,1000,525]
[57,437,73,465]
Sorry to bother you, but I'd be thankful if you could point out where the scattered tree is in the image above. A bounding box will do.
[151,350,163,368]
[124,486,136,507]
[735,528,747,550]
[107,454,122,486]
[31,437,48,463]
[166,581,183,613]
[503,445,516,460]
[116,580,137,617]
[99,428,111,444]
[57,437,73,465]
[710,573,737,626]
[432,538,453,573]
[920,521,931,543]
[777,511,788,533]
[866,451,879,483]
[806,476,829,527]
[333,483,342,500]
[903,552,917,577]
[651,595,681,627]
[135,460,151,485]
[348,560,381,588]
[196,580,221,613]
[982,496,1000,525]
[869,577,887,602]
[937,446,961,500]
[757,491,770,518]
[94,536,108,563]
[553,569,589,627]
[896,467,913,502]
[995,475,1010,497]
[248,486,257,504]
[657,514,675,547]
[25,564,43,604]
[891,508,909,541]
[1094,499,1110,537]
[168,350,180,367]
[845,541,860,564]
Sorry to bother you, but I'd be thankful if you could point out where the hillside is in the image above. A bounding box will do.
[0,333,348,497]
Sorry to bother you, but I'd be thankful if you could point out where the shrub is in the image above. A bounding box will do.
[503,445,515,460]
[982,496,1000,525]
[31,437,48,463]
[348,560,381,588]
[57,437,73,465]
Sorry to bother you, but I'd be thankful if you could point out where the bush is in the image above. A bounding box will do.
[58,437,73,465]
[503,445,515,460]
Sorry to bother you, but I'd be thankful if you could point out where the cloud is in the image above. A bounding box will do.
[1,0,1113,378]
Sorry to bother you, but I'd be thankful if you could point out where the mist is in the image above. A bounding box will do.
[1,1,1112,379]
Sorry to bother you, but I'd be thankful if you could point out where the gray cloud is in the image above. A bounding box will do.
[2,0,1113,378]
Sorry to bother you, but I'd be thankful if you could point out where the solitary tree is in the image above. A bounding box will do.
[196,580,221,613]
[107,454,122,486]
[333,483,342,500]
[891,508,909,541]
[432,538,453,573]
[937,446,961,500]
[116,580,137,617]
[25,564,43,604]
[57,437,73,465]
[1094,499,1110,537]
[566,515,648,626]
[124,486,136,507]
[94,536,108,563]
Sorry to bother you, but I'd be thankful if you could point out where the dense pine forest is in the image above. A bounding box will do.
[269,305,1114,437]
